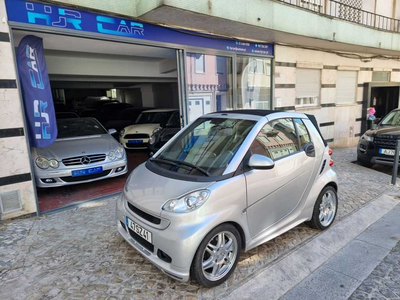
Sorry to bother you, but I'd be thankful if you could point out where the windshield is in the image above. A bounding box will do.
[57,118,106,138]
[153,117,256,177]
[381,110,400,126]
[166,112,180,127]
[136,112,173,124]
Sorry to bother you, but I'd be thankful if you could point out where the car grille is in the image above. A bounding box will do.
[124,134,150,139]
[60,170,111,182]
[128,228,154,252]
[62,154,106,166]
[127,202,161,225]
[374,136,397,148]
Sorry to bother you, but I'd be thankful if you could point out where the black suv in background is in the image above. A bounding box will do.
[148,111,181,157]
[357,108,400,168]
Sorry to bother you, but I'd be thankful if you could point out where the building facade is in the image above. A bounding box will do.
[1,0,400,219]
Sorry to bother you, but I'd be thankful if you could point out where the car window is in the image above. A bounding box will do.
[249,118,299,160]
[57,118,106,138]
[293,118,311,148]
[166,112,180,127]
[381,110,400,126]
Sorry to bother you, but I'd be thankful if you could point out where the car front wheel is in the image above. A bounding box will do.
[357,156,373,168]
[307,186,338,230]
[190,224,241,287]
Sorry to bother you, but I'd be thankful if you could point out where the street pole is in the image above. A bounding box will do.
[392,139,400,185]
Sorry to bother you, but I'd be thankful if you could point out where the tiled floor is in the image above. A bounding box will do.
[37,150,148,212]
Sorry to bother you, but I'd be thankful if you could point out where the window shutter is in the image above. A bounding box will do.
[336,71,357,104]
[296,69,320,98]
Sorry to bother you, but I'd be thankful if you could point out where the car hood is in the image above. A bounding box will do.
[367,125,400,137]
[34,134,119,159]
[124,163,212,216]
[124,124,160,135]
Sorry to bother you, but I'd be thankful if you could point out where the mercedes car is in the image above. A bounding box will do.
[116,110,338,287]
[32,118,127,188]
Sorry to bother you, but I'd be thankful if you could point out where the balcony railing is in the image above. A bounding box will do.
[276,0,400,33]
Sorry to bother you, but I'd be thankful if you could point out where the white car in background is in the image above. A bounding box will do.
[120,108,179,149]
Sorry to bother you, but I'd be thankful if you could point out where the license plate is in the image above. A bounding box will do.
[126,217,152,243]
[128,140,143,144]
[379,148,395,156]
[71,166,103,177]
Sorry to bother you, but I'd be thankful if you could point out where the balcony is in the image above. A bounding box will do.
[278,0,400,33]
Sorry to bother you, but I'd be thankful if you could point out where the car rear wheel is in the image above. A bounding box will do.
[190,224,241,287]
[307,186,338,230]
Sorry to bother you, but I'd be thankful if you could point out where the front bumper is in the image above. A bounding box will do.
[120,137,150,150]
[358,139,399,166]
[116,195,194,282]
[35,159,127,188]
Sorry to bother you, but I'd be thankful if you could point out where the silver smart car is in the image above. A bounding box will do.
[116,110,338,287]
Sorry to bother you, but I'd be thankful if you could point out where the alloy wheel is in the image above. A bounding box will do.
[318,190,337,227]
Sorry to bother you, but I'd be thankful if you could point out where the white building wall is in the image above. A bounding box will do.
[0,0,37,220]
[274,44,400,148]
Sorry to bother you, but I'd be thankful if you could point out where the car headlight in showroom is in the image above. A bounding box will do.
[362,133,374,142]
[36,157,59,169]
[109,146,124,160]
[150,128,161,145]
[162,190,210,213]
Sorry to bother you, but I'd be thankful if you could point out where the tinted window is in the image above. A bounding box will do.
[155,118,256,176]
[57,118,106,138]
[294,118,311,148]
[136,112,173,124]
[249,118,299,160]
[166,112,180,127]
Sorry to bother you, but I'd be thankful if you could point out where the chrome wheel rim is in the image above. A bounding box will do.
[319,190,337,227]
[201,231,238,282]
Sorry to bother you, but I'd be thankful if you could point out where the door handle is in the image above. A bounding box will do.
[304,142,315,157]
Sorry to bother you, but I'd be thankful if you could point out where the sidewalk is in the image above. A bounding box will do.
[223,195,400,300]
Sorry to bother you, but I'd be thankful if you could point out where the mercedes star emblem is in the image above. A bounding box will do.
[81,156,91,165]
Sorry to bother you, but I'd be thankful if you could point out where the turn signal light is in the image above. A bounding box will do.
[328,149,333,156]
[329,159,334,167]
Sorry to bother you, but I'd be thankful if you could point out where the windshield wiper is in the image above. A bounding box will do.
[150,157,211,177]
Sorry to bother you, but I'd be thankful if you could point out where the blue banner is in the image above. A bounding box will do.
[16,35,57,148]
[6,0,273,56]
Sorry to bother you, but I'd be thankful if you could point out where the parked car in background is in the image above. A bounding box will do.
[120,108,179,149]
[358,108,400,167]
[117,110,338,286]
[32,118,127,188]
[104,107,152,134]
[56,112,79,119]
[80,97,119,117]
[148,110,181,156]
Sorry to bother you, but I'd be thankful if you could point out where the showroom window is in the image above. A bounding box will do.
[237,56,272,109]
[250,118,299,160]
[296,68,320,107]
[336,71,357,104]
[195,54,205,73]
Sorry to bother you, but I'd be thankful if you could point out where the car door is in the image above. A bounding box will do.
[245,118,315,238]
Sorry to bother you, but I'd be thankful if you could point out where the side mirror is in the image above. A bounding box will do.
[373,118,381,124]
[248,154,275,170]
[108,128,117,135]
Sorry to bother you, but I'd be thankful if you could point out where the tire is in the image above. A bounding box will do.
[190,224,242,287]
[307,186,338,230]
[357,156,373,168]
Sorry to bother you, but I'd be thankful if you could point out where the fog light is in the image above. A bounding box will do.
[116,166,125,173]
[42,178,56,183]
[157,249,172,263]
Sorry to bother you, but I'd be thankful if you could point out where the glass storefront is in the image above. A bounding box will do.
[186,53,234,122]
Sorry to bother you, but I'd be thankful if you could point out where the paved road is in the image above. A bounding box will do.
[0,147,399,299]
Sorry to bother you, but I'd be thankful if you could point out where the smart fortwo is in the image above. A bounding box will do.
[116,110,338,287]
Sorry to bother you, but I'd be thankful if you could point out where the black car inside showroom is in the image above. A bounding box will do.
[12,31,181,212]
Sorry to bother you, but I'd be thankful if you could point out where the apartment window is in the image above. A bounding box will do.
[216,56,225,75]
[296,69,320,107]
[336,71,357,104]
[372,71,390,82]
[195,54,205,73]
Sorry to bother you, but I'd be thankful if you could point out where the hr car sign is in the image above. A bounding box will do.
[5,0,273,56]
[16,35,57,148]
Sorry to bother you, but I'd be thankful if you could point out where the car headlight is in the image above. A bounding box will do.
[120,129,125,137]
[162,190,210,213]
[36,157,50,169]
[49,159,59,169]
[150,128,161,145]
[115,146,124,159]
[109,151,116,160]
[362,134,374,142]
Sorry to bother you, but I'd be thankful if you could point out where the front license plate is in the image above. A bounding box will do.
[71,166,103,177]
[126,217,152,243]
[379,148,395,156]
[128,140,143,144]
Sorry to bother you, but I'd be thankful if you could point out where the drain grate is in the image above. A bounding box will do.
[0,190,22,213]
